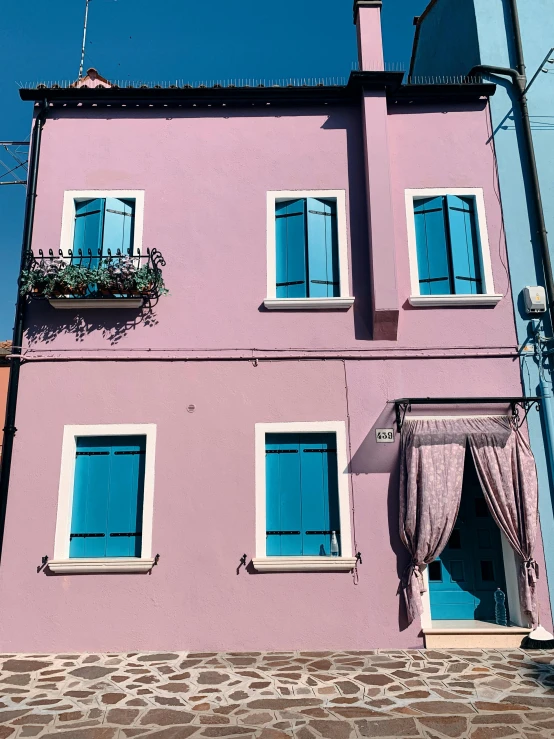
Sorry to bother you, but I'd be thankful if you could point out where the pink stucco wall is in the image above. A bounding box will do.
[24,99,513,354]
[1,358,550,653]
[3,76,548,651]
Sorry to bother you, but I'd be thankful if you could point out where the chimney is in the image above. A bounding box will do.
[353,1,384,71]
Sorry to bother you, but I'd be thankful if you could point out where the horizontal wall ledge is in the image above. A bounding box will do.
[48,298,144,310]
[263,298,355,311]
[252,556,357,572]
[47,558,156,573]
[409,294,503,307]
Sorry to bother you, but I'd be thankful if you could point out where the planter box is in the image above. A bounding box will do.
[48,298,144,309]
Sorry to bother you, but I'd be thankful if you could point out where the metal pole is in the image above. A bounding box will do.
[524,47,554,96]
[0,101,48,562]
[78,0,90,80]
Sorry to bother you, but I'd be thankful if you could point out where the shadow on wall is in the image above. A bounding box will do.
[24,302,159,346]
[321,111,372,341]
[349,403,412,631]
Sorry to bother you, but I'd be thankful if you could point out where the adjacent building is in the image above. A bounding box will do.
[411,0,554,618]
[0,0,551,652]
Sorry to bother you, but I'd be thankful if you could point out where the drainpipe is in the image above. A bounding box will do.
[0,100,48,560]
[468,0,554,333]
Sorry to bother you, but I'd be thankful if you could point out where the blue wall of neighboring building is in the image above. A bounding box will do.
[410,0,480,81]
[412,0,554,611]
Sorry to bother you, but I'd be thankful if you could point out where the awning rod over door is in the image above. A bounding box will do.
[393,397,541,432]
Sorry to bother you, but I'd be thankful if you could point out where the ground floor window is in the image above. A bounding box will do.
[254,421,355,571]
[70,436,146,559]
[266,432,340,557]
[49,424,157,573]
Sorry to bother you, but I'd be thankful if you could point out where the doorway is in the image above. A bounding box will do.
[429,449,508,622]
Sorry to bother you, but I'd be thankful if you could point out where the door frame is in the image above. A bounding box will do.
[411,414,529,630]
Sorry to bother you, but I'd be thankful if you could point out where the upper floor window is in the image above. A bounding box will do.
[265,190,354,311]
[61,190,145,257]
[405,188,501,307]
[74,198,135,258]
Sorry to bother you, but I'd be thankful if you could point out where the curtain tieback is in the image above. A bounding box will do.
[522,558,539,585]
[402,561,426,594]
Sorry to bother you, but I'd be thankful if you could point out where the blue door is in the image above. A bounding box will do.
[429,450,507,621]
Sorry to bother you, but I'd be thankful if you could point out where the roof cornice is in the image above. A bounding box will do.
[19,72,494,108]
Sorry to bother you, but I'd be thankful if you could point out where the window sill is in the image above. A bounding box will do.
[252,556,357,572]
[263,298,354,311]
[409,294,503,307]
[49,298,144,310]
[47,558,156,573]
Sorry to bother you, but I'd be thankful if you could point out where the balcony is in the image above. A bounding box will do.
[20,249,167,309]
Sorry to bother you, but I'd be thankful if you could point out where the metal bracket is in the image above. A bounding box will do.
[393,397,541,432]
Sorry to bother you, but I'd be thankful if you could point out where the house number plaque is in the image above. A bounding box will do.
[376,429,395,443]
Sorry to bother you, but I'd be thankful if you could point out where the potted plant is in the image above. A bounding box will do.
[20,259,94,298]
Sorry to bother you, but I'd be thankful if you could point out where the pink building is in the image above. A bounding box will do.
[0,1,550,652]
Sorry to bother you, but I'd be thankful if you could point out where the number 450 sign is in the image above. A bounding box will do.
[376,428,395,443]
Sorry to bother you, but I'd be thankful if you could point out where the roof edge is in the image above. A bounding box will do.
[19,72,495,107]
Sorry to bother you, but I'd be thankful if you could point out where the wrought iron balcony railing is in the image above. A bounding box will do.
[20,248,167,308]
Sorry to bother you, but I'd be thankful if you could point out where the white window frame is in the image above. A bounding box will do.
[60,190,145,256]
[405,188,502,307]
[49,423,157,574]
[264,190,354,311]
[253,421,356,572]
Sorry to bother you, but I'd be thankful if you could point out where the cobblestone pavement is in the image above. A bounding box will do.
[0,650,554,738]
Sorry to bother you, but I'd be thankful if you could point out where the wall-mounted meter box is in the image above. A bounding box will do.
[524,286,547,313]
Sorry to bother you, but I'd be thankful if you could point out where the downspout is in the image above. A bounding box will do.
[0,100,48,560]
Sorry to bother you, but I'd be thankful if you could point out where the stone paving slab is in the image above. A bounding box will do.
[0,650,553,738]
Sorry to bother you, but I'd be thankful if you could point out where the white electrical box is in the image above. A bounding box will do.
[524,286,547,314]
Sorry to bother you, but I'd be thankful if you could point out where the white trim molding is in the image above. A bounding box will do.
[52,423,157,573]
[264,298,354,311]
[409,294,502,307]
[60,190,145,255]
[254,421,353,573]
[405,188,501,307]
[252,557,357,572]
[47,558,156,574]
[265,190,353,310]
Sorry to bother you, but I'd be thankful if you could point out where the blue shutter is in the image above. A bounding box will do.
[306,198,340,298]
[70,436,145,559]
[105,437,146,557]
[275,200,307,298]
[73,199,105,267]
[446,195,483,295]
[103,198,135,256]
[265,434,302,555]
[414,197,451,295]
[300,434,340,556]
[70,438,111,558]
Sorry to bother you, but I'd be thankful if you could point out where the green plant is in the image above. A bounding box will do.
[21,255,168,299]
[20,259,94,298]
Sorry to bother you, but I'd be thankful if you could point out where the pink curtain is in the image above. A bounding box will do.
[467,417,540,626]
[399,416,540,626]
[399,420,467,625]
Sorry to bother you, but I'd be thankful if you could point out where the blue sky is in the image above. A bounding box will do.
[0,0,427,338]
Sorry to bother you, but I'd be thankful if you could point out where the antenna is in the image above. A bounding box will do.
[78,0,91,79]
